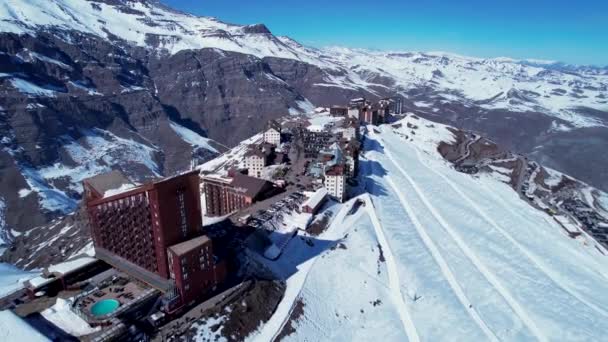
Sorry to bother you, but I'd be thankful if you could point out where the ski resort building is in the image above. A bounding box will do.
[167,236,226,307]
[342,120,359,141]
[83,171,225,312]
[202,173,277,217]
[330,106,348,116]
[244,143,273,178]
[263,120,282,146]
[347,106,361,120]
[301,188,328,214]
[324,164,346,202]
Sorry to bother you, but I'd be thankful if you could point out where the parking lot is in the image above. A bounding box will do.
[244,192,307,232]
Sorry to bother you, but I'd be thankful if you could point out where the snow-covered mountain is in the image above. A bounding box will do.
[2,0,606,126]
[0,0,607,252]
[183,114,608,341]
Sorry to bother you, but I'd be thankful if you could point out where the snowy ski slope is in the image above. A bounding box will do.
[255,117,608,341]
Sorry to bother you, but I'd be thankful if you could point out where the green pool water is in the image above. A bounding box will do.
[90,299,120,317]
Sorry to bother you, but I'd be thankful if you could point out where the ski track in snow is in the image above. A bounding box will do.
[411,146,608,319]
[372,131,546,341]
[364,194,420,342]
[364,148,500,342]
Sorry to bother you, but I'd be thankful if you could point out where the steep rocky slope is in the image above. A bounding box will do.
[0,0,606,245]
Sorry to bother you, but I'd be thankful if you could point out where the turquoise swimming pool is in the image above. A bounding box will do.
[90,299,120,317]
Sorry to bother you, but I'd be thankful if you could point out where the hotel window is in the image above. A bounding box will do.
[177,190,188,238]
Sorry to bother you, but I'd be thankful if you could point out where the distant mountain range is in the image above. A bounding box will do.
[0,0,606,240]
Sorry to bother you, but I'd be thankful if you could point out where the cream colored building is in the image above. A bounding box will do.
[263,127,281,146]
[324,164,346,202]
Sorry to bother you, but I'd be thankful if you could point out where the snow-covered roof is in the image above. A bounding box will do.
[26,276,55,289]
[302,188,328,210]
[41,298,99,337]
[47,257,97,276]
[103,183,137,198]
[84,170,135,198]
[0,310,49,342]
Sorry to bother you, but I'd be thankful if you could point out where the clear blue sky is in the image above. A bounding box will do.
[162,0,607,66]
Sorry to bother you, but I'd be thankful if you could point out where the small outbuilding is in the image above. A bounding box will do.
[301,188,329,214]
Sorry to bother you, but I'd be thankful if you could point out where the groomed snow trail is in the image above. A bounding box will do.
[363,152,500,341]
[411,146,608,319]
[363,194,421,342]
[477,178,608,282]
[371,131,547,341]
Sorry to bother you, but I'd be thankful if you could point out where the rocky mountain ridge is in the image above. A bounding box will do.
[0,0,607,245]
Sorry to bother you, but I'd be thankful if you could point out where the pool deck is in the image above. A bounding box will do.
[76,281,144,316]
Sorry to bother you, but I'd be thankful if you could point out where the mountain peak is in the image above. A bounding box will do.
[242,23,272,35]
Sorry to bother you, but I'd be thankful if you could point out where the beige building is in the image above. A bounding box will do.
[263,120,282,146]
[324,164,346,202]
[244,144,272,178]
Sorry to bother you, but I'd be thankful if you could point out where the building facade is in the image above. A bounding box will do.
[263,128,281,146]
[360,105,379,125]
[263,120,282,146]
[347,106,361,120]
[202,173,276,217]
[167,236,226,307]
[244,144,273,178]
[85,171,202,279]
[202,176,251,217]
[84,171,223,312]
[244,154,267,178]
[324,164,346,202]
[330,106,348,116]
[342,125,358,141]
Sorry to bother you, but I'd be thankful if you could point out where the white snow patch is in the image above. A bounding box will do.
[0,263,40,297]
[41,298,100,336]
[0,310,49,342]
[103,183,136,198]
[18,188,33,198]
[169,121,218,153]
[544,168,564,187]
[9,78,59,97]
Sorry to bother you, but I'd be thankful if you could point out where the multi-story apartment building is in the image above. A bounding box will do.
[83,170,224,312]
[244,144,273,178]
[263,120,282,146]
[342,118,359,141]
[324,164,346,202]
[167,236,226,307]
[201,173,275,217]
[347,106,361,120]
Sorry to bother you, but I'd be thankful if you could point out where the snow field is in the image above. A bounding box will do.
[366,121,608,340]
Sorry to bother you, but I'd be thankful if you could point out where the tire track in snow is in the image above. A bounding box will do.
[374,132,547,342]
[363,194,420,342]
[417,149,608,318]
[365,144,499,342]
